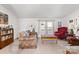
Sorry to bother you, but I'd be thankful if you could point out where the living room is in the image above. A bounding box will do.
[0,4,79,54]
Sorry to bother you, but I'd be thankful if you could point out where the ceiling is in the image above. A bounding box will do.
[2,4,79,18]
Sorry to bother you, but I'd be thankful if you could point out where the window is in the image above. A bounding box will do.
[39,20,54,36]
[47,22,53,28]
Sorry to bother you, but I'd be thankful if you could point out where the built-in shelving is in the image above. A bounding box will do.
[0,28,14,49]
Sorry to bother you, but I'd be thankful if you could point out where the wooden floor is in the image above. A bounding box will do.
[0,38,75,54]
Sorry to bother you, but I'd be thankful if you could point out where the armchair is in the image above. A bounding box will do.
[54,27,68,39]
[19,31,37,49]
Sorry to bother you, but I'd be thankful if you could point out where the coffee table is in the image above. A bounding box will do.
[41,36,58,44]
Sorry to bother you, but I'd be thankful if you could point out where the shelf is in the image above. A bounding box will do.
[0,28,13,31]
[1,33,13,36]
[0,28,14,49]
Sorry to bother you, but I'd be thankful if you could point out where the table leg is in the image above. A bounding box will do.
[56,40,57,44]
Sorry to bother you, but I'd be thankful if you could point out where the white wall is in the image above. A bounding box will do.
[0,5,19,39]
[19,18,39,32]
[66,9,79,34]
[19,18,67,36]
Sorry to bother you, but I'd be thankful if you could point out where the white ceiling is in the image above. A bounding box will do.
[2,4,79,18]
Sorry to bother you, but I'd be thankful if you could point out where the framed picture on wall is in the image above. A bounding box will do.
[69,20,73,23]
[4,14,8,24]
[0,13,8,24]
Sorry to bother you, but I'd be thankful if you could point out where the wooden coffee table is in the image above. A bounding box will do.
[41,36,58,44]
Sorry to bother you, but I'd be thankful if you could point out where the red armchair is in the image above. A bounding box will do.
[54,27,68,39]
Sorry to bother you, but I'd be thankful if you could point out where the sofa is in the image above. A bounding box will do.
[19,31,37,49]
[67,35,79,46]
[54,27,68,39]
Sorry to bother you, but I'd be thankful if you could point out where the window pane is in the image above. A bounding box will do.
[40,21,45,28]
[47,22,53,27]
